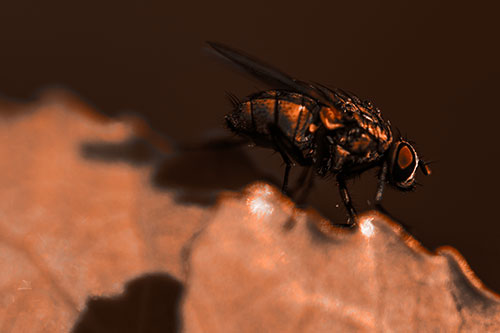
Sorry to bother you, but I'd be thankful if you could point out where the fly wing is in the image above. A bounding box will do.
[208,42,337,106]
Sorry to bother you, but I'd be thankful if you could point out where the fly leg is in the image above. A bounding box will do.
[373,162,413,232]
[374,162,391,216]
[280,156,292,195]
[269,125,294,195]
[268,124,313,197]
[374,161,395,216]
[337,174,357,226]
[375,161,388,204]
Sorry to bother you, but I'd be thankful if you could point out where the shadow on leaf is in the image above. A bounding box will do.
[81,138,160,166]
[72,273,183,333]
[81,136,279,206]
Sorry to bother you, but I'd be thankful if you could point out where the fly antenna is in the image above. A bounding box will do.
[418,160,432,176]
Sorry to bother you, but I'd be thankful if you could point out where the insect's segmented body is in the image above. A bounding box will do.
[226,90,317,161]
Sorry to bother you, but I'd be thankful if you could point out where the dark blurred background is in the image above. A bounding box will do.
[1,1,499,291]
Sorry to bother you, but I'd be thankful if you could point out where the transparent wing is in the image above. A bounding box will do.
[208,42,338,106]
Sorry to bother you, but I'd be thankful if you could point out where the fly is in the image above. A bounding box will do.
[209,42,431,226]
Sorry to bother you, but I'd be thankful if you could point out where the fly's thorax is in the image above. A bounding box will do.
[334,97,393,152]
[312,123,388,176]
[317,104,382,171]
[351,110,392,151]
[319,105,344,130]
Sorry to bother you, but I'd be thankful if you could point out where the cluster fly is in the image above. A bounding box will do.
[209,42,431,225]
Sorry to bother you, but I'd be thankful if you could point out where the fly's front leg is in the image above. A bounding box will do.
[375,161,388,204]
[337,175,357,226]
[374,161,398,220]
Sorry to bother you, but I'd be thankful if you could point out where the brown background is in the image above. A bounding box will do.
[1,1,499,291]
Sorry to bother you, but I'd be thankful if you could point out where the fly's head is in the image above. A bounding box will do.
[387,139,431,191]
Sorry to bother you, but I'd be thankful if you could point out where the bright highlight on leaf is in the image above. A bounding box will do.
[360,218,375,238]
[246,185,274,218]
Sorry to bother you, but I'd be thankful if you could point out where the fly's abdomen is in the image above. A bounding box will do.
[226,90,318,148]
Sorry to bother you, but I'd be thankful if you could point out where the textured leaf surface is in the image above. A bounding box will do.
[0,92,207,332]
[0,91,499,332]
[183,184,500,332]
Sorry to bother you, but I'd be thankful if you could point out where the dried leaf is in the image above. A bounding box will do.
[0,91,499,332]
[182,185,500,332]
[0,92,207,332]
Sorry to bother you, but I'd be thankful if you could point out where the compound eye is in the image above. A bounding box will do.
[397,145,413,169]
[392,143,418,185]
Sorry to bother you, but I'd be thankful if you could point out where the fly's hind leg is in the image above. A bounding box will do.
[337,174,357,226]
[268,124,312,197]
